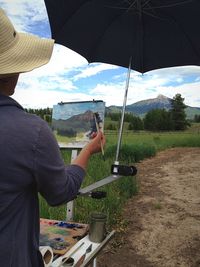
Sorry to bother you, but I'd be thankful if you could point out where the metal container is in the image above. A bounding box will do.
[89,212,107,243]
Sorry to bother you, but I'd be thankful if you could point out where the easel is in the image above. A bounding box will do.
[66,148,123,221]
[61,148,123,267]
[50,147,136,266]
[50,99,136,266]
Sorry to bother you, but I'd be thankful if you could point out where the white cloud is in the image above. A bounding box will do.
[12,44,89,108]
[73,63,119,80]
[0,0,48,33]
[29,44,87,77]
[13,88,96,109]
[157,82,200,108]
[147,65,200,77]
[87,67,200,107]
[90,83,134,106]
[2,0,200,109]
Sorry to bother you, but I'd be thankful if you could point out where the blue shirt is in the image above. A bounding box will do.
[0,94,85,267]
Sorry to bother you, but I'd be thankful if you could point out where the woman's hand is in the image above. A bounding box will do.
[85,131,105,155]
[72,131,106,170]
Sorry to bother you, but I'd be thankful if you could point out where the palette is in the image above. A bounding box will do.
[40,218,88,255]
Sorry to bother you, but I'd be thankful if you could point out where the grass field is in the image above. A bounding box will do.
[40,124,200,227]
[54,131,86,143]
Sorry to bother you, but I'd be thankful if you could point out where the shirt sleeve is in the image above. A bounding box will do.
[33,121,85,206]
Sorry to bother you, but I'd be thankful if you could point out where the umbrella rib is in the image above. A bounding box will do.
[134,1,200,65]
[88,0,145,66]
[144,0,195,10]
[123,0,137,7]
[105,0,194,12]
[103,2,137,12]
[45,0,200,73]
[87,6,137,64]
[128,0,137,12]
[142,0,152,9]
[136,1,162,21]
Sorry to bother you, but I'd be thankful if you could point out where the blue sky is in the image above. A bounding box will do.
[1,0,200,109]
[52,101,105,120]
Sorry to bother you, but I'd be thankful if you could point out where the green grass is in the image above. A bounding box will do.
[106,130,200,151]
[54,131,86,143]
[40,126,200,227]
[39,150,140,226]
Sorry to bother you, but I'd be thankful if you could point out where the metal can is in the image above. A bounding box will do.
[89,212,107,243]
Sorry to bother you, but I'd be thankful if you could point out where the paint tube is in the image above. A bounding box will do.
[39,246,54,267]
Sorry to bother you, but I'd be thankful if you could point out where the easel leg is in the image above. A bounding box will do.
[66,201,74,221]
[92,258,97,267]
[66,149,78,221]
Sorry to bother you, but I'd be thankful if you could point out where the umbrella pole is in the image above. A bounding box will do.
[115,57,132,164]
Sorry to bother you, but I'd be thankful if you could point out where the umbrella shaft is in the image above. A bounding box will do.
[115,58,132,162]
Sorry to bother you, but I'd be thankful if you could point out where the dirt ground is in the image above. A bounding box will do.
[98,147,200,267]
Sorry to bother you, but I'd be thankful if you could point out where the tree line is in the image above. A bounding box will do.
[194,114,200,123]
[25,94,194,132]
[106,94,190,131]
[24,107,52,123]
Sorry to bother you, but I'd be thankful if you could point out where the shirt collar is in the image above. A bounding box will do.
[0,93,24,110]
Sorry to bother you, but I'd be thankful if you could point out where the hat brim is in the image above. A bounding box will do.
[0,32,54,76]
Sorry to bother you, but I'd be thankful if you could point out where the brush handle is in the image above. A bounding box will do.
[93,113,105,160]
[73,244,92,267]
[73,253,86,267]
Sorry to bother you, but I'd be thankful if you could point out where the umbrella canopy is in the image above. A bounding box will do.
[44,0,200,74]
[44,0,200,163]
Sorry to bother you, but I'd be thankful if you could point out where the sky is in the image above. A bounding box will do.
[52,101,105,120]
[1,0,200,109]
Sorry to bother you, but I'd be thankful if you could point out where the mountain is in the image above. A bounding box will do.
[52,110,93,132]
[107,94,200,119]
[126,94,171,117]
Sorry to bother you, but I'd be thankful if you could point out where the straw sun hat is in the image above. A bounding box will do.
[0,8,54,77]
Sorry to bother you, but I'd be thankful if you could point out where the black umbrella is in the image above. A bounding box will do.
[44,0,200,162]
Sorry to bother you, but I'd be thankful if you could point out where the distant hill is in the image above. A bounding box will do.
[107,94,200,119]
[52,110,93,132]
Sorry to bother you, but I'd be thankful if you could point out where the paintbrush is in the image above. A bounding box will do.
[73,244,92,267]
[93,113,105,161]
[58,242,84,267]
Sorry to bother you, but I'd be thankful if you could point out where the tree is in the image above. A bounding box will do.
[105,123,116,130]
[25,108,52,123]
[144,109,173,131]
[128,115,144,131]
[170,94,188,130]
[194,114,200,122]
[107,112,121,121]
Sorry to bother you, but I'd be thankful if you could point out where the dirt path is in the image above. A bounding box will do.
[98,147,200,267]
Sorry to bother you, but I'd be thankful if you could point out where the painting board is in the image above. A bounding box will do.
[40,218,88,255]
[51,100,105,148]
